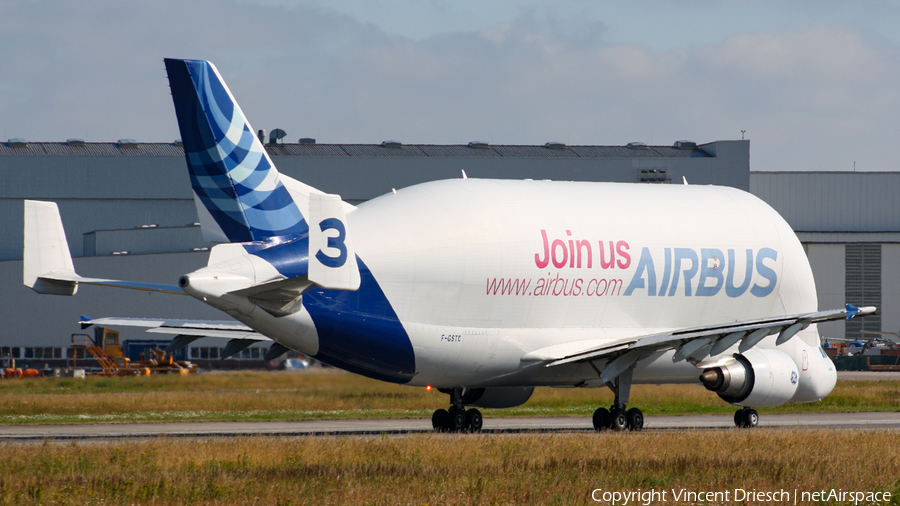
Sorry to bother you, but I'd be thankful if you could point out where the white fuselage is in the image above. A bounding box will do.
[220,179,834,402]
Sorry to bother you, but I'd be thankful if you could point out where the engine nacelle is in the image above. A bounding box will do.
[461,386,535,409]
[699,348,799,408]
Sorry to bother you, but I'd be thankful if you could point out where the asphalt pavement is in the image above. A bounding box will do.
[1,411,899,440]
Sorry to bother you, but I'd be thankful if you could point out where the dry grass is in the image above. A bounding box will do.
[0,369,898,425]
[0,430,898,505]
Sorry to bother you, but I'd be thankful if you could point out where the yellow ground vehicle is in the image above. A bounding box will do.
[70,328,197,376]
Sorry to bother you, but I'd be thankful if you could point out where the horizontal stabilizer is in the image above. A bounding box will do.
[24,200,184,296]
[229,276,312,318]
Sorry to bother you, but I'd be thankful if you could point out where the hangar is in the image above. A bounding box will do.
[0,138,895,363]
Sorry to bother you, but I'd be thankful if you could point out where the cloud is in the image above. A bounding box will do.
[1,1,899,172]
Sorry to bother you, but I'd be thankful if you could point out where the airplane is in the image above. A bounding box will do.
[861,330,900,346]
[23,58,876,432]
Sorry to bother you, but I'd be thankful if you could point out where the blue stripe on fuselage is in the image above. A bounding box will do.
[302,257,416,384]
[248,239,415,383]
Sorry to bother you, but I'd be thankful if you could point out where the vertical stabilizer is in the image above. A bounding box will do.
[164,58,308,243]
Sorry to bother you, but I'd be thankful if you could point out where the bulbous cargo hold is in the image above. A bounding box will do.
[350,178,818,332]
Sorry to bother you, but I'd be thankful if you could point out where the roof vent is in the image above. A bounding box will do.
[468,141,490,149]
[381,140,402,149]
[627,142,649,150]
[544,142,566,149]
[7,138,27,148]
[66,138,85,146]
[117,139,139,148]
[674,140,696,150]
[299,138,316,145]
[173,139,183,147]
[268,128,287,145]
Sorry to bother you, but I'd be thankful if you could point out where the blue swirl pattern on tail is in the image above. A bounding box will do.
[165,59,307,243]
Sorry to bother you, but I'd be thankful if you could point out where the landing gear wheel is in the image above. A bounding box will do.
[448,406,467,433]
[626,408,644,431]
[592,408,611,431]
[735,408,759,428]
[610,407,628,431]
[432,409,449,432]
[466,408,483,433]
[743,408,759,428]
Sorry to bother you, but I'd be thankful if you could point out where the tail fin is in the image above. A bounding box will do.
[164,58,307,243]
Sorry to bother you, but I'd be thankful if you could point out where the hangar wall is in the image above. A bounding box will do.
[751,172,900,340]
[3,138,893,354]
[0,139,746,352]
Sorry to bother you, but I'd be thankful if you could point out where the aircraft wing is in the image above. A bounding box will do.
[79,316,276,359]
[522,304,876,385]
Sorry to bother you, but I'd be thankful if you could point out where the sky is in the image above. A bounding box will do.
[2,0,900,172]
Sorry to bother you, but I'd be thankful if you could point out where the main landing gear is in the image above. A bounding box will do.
[592,405,644,431]
[734,408,759,428]
[432,388,483,433]
[591,366,644,431]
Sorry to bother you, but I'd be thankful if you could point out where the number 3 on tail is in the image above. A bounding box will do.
[315,218,348,267]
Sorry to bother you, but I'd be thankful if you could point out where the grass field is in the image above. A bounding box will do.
[0,369,898,425]
[1,370,899,505]
[0,430,898,505]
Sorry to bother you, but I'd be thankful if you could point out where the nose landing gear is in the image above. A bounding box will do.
[734,407,758,428]
[431,388,483,433]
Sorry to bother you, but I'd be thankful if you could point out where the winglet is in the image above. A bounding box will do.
[23,200,78,295]
[80,315,93,330]
[24,200,184,296]
[846,303,877,320]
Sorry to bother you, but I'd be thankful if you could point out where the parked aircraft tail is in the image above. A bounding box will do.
[164,58,309,244]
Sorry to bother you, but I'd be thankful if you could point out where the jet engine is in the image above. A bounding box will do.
[699,348,799,408]
[460,386,535,409]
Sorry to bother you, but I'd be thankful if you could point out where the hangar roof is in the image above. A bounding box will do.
[0,141,711,158]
